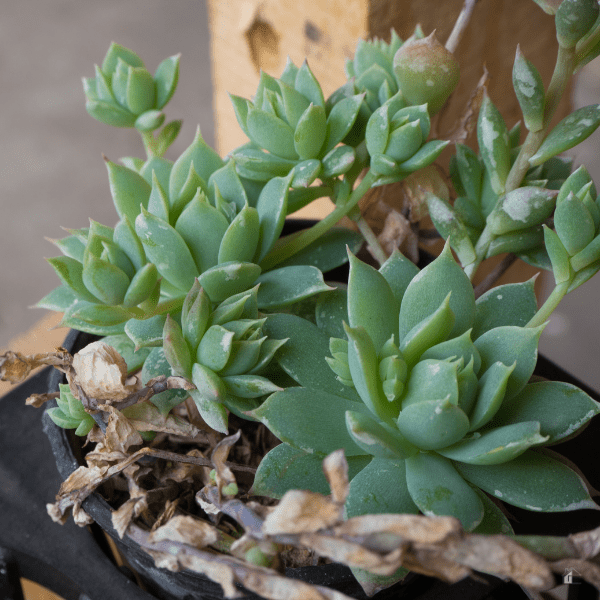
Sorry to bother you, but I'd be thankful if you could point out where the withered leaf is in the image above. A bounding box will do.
[149,515,221,549]
[0,349,71,384]
[100,404,143,453]
[262,490,343,535]
[212,430,241,498]
[322,449,348,505]
[122,401,200,437]
[25,392,58,407]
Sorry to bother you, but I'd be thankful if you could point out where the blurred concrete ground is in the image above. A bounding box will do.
[1,0,600,397]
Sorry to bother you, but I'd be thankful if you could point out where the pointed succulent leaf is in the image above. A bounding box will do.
[396,140,449,174]
[50,235,86,262]
[36,285,78,312]
[530,105,600,166]
[253,443,371,499]
[293,103,326,160]
[568,259,600,291]
[248,338,288,374]
[426,193,476,266]
[477,93,511,195]
[554,192,597,256]
[134,110,164,132]
[197,325,234,372]
[345,323,399,422]
[197,262,261,303]
[246,107,298,160]
[346,411,418,459]
[454,144,483,203]
[46,256,99,303]
[208,160,249,211]
[399,294,455,368]
[100,240,135,279]
[555,0,599,48]
[570,233,600,271]
[102,333,151,373]
[457,450,598,511]
[147,172,170,223]
[384,120,422,163]
[65,301,132,327]
[114,217,146,271]
[135,207,198,291]
[486,187,558,235]
[323,94,364,154]
[221,338,264,376]
[378,250,420,306]
[492,381,600,444]
[163,315,192,378]
[252,387,369,456]
[106,160,152,224]
[154,54,180,109]
[486,227,545,259]
[421,329,481,374]
[155,119,183,157]
[222,374,281,398]
[232,148,296,181]
[348,251,399,352]
[469,361,516,430]
[218,205,260,264]
[256,265,332,309]
[175,190,229,274]
[191,361,227,404]
[544,225,571,283]
[181,280,211,351]
[211,287,258,324]
[228,93,252,136]
[405,453,484,530]
[263,313,360,401]
[475,325,544,402]
[186,388,228,433]
[122,262,159,307]
[169,127,225,201]
[321,145,356,178]
[290,159,321,188]
[439,422,548,465]
[472,279,538,339]
[86,100,136,127]
[255,172,293,262]
[277,79,311,129]
[101,42,144,74]
[125,314,167,349]
[125,66,156,115]
[365,104,390,157]
[47,407,86,431]
[512,46,545,132]
[345,457,418,518]
[401,359,460,408]
[399,243,475,340]
[294,60,325,107]
[557,165,595,203]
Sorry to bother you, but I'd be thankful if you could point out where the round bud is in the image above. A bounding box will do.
[393,32,460,114]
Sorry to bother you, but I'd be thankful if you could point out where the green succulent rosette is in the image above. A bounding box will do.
[253,245,600,544]
[229,59,364,188]
[38,129,358,336]
[47,384,96,437]
[156,280,288,433]
[83,42,180,136]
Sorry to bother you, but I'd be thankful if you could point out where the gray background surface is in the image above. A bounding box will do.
[1,1,600,395]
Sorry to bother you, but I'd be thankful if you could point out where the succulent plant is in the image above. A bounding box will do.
[253,246,600,533]
[47,383,96,436]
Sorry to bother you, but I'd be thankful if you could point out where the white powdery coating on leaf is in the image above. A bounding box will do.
[495,490,503,498]
[429,199,454,225]
[502,193,534,222]
[426,79,435,87]
[480,115,499,169]
[515,65,538,98]
[223,265,240,281]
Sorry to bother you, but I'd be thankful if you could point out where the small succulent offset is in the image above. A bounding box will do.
[17,0,600,593]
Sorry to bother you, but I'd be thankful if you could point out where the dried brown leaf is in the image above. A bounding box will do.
[378,209,419,263]
[151,499,179,532]
[446,66,490,143]
[262,490,343,535]
[0,349,71,384]
[212,430,241,498]
[149,515,220,548]
[100,404,143,453]
[25,392,58,407]
[72,341,137,401]
[322,449,348,505]
[112,495,149,538]
[164,448,211,485]
[122,401,200,437]
[551,559,600,589]
[571,526,600,558]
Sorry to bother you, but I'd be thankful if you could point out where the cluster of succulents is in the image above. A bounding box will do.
[34,0,600,592]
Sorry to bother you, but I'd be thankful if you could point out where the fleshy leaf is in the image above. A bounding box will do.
[492,381,600,444]
[106,160,152,225]
[263,313,360,401]
[474,325,544,401]
[399,243,475,340]
[345,457,418,518]
[378,250,420,306]
[472,279,538,340]
[102,333,151,373]
[198,262,261,303]
[469,361,516,431]
[348,252,399,353]
[438,422,547,465]
[456,450,598,512]
[251,387,370,456]
[142,347,188,414]
[405,453,484,530]
[125,314,167,349]
[256,265,332,309]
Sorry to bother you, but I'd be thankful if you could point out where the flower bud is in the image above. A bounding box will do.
[393,32,460,114]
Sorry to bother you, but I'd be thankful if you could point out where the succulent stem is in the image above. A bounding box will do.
[259,170,379,270]
[505,45,576,192]
[355,216,388,266]
[141,130,159,159]
[526,279,570,328]
[464,226,495,281]
[575,21,600,70]
[445,0,480,54]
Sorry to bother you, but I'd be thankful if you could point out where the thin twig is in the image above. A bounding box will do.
[446,0,480,54]
[144,447,257,474]
[356,216,389,265]
[473,254,517,298]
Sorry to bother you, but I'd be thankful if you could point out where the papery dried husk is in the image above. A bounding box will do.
[0,349,71,384]
[149,515,221,548]
[71,341,138,401]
